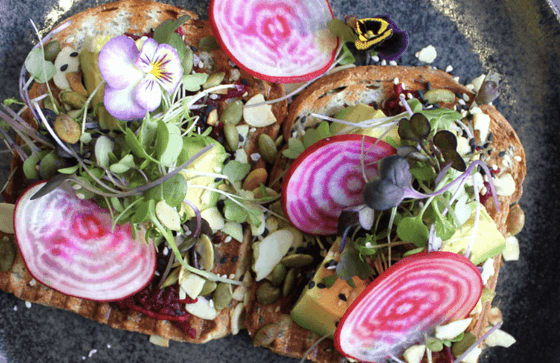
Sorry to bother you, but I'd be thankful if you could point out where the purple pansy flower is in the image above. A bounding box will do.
[98,36,183,121]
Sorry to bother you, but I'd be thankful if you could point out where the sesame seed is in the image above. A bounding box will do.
[60,64,68,72]
[389,60,397,66]
[514,155,522,162]
[463,94,470,102]
[13,306,17,311]
[499,151,506,157]
[372,55,380,62]
[381,60,387,66]
[224,236,232,243]
[338,294,347,301]
[445,65,453,72]
[309,281,316,289]
[232,255,239,263]
[70,51,79,57]
[25,301,32,308]
[393,77,400,85]
[317,283,327,289]
[29,279,36,286]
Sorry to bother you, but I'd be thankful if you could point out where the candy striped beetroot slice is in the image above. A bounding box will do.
[334,251,483,362]
[14,181,156,301]
[281,134,395,235]
[209,0,339,83]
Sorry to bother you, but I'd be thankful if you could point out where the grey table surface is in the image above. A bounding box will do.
[1,0,559,362]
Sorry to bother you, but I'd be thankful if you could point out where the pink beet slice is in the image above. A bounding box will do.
[281,134,395,235]
[334,251,483,362]
[209,0,339,83]
[14,181,156,302]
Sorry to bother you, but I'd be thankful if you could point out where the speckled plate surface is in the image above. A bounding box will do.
[1,0,559,362]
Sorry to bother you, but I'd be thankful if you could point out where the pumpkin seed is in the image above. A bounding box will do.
[43,40,61,62]
[213,282,233,310]
[256,281,281,305]
[155,201,181,231]
[258,134,278,164]
[196,234,215,271]
[160,267,180,288]
[270,263,287,287]
[199,35,220,51]
[224,123,240,150]
[231,301,245,335]
[54,113,81,144]
[423,89,455,104]
[282,268,296,297]
[203,72,226,89]
[253,323,280,347]
[252,186,278,200]
[451,332,477,358]
[281,254,314,268]
[275,135,284,148]
[199,280,218,296]
[60,91,87,109]
[506,204,525,236]
[43,96,61,113]
[242,168,268,191]
[220,100,243,125]
[0,236,16,272]
[0,203,15,234]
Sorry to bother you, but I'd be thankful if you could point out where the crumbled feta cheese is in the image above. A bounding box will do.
[25,301,32,309]
[416,45,438,63]
[480,258,495,285]
[503,235,520,261]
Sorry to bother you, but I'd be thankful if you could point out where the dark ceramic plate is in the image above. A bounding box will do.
[1,0,559,362]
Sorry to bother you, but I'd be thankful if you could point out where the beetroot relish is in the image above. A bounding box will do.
[113,280,198,339]
[381,83,419,116]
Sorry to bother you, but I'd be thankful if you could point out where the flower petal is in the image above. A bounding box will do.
[98,36,141,90]
[104,82,147,121]
[135,76,162,112]
[135,38,159,73]
[151,43,183,95]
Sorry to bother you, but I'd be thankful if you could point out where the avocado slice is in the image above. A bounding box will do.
[441,204,506,265]
[178,135,228,213]
[331,103,400,144]
[290,238,369,338]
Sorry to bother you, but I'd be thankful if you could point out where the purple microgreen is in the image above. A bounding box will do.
[182,199,204,238]
[397,145,430,163]
[428,225,442,252]
[398,113,431,144]
[399,94,414,117]
[475,72,500,105]
[433,130,466,172]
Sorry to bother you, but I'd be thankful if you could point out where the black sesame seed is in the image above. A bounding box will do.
[214,177,224,182]
[261,228,269,238]
[426,81,432,90]
[469,138,476,148]
[488,149,493,155]
[416,89,425,100]
[220,256,228,264]
[232,255,239,263]
[239,134,244,142]
[70,52,79,57]
[309,281,316,289]
[317,283,327,289]
[300,116,307,124]
[60,64,68,72]
[306,272,315,280]
[499,151,506,157]
[241,79,249,86]
[338,294,347,301]
[288,247,294,252]
[455,92,462,99]
[190,45,198,52]
[372,101,379,110]
[483,142,490,149]
[488,132,494,141]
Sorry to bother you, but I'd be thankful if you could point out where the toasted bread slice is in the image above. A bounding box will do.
[0,0,286,344]
[246,66,526,362]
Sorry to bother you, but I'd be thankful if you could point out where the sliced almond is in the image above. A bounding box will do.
[185,297,219,320]
[243,94,276,127]
[0,203,15,234]
[230,302,245,335]
[434,318,472,340]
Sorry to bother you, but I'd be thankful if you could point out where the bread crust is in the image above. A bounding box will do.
[247,66,526,363]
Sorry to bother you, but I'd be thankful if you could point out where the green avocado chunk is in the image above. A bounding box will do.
[331,103,400,144]
[441,204,506,265]
[290,238,369,338]
[178,135,228,213]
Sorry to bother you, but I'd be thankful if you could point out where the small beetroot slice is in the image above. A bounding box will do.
[209,0,339,83]
[282,134,395,235]
[334,252,483,362]
[14,182,156,301]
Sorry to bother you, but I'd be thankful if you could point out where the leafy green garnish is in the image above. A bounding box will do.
[222,160,250,183]
[25,48,56,84]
